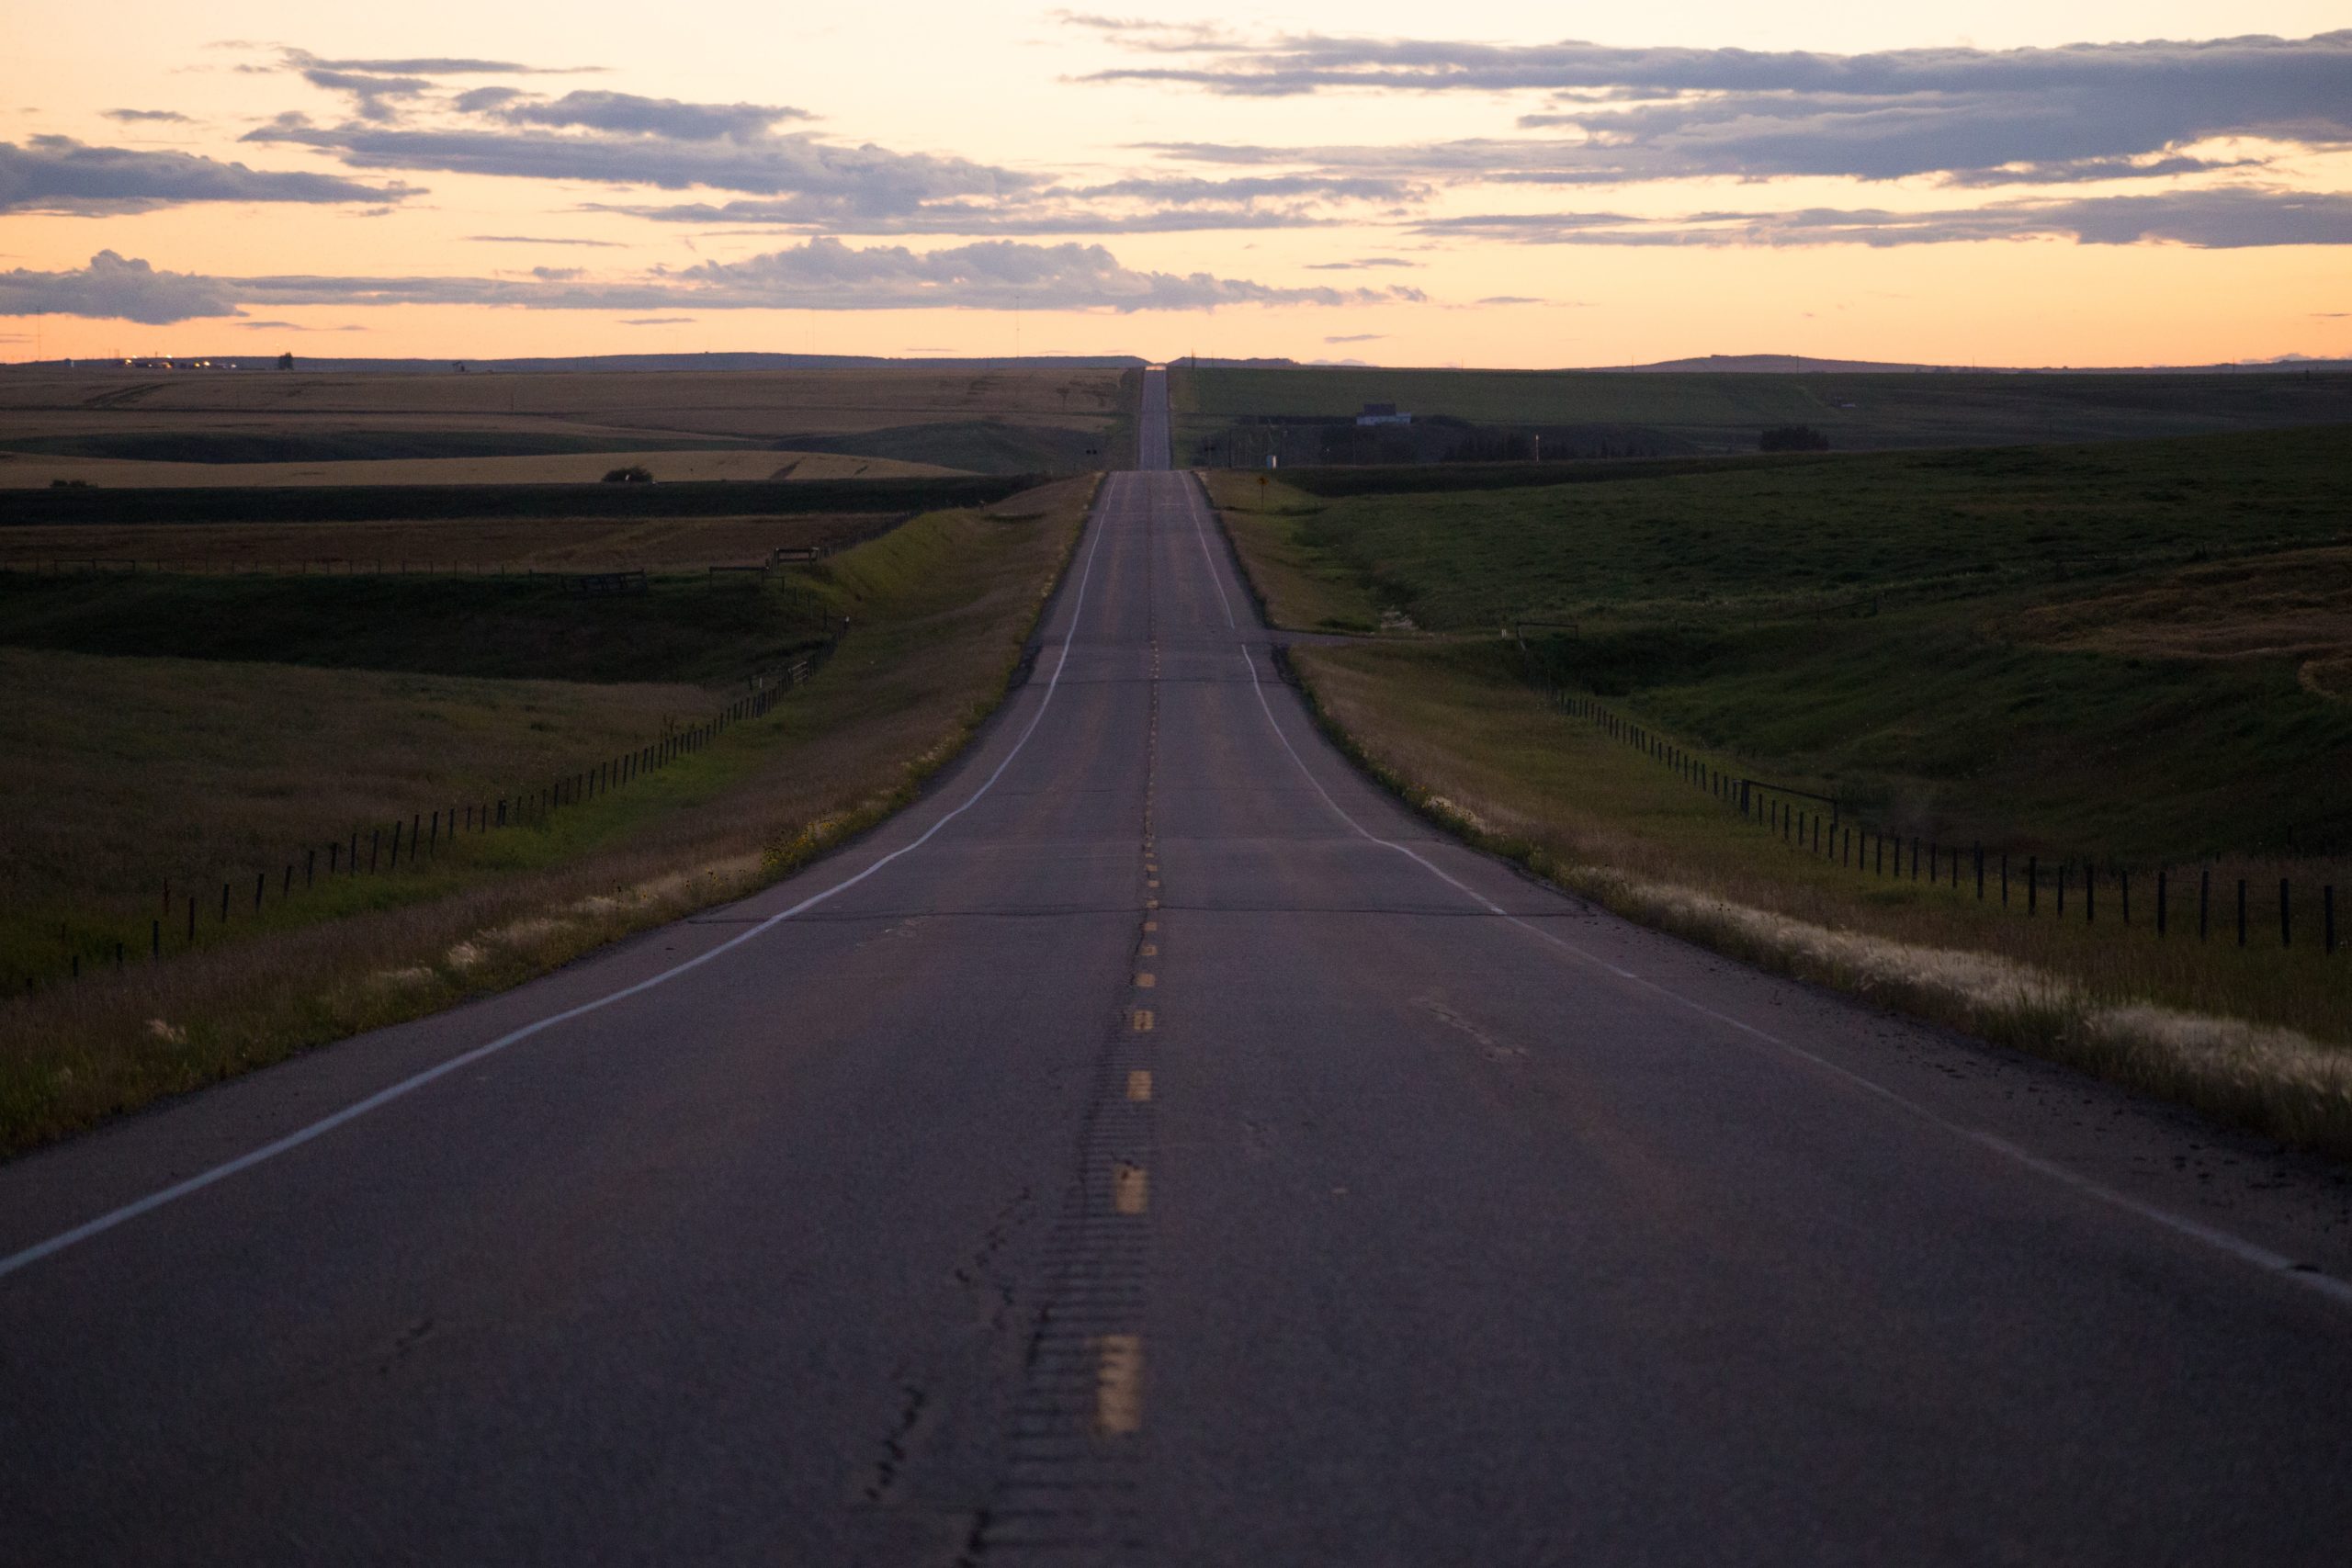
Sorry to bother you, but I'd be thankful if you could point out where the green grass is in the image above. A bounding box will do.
[0,430,756,464]
[779,420,1117,475]
[1285,639,2352,1154]
[0,479,1097,1154]
[1173,363,2352,457]
[0,570,838,684]
[1,473,1030,526]
[1208,423,2352,861]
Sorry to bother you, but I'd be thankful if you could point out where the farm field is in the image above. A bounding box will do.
[0,364,1136,475]
[1210,425,2352,858]
[0,447,960,488]
[0,476,1096,1152]
[1173,362,2352,462]
[0,513,895,572]
[1209,428,2352,1141]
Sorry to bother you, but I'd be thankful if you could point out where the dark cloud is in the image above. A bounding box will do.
[232,319,365,331]
[463,233,626,246]
[103,108,193,125]
[284,50,582,75]
[1092,31,2352,183]
[0,242,1418,322]
[1069,173,1418,204]
[589,172,1407,235]
[242,119,1028,213]
[621,316,695,325]
[0,250,241,323]
[1419,188,2352,248]
[498,90,812,141]
[0,137,414,214]
[591,197,1340,233]
[453,86,525,113]
[670,238,1422,310]
[301,66,433,121]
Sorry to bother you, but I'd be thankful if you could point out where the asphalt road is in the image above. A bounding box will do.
[5,368,2352,1565]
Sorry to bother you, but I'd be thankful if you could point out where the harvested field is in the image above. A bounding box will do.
[0,366,1133,476]
[0,448,961,489]
[0,513,892,571]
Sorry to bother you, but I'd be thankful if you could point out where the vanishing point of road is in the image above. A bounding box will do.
[4,369,2351,1565]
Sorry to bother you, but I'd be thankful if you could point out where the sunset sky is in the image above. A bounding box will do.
[3,2,2346,367]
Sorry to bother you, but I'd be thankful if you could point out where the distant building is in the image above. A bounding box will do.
[1355,401,1413,426]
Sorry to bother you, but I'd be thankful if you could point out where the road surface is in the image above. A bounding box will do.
[4,369,2351,1565]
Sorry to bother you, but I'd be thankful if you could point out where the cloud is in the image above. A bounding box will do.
[498,90,813,141]
[1306,256,1418,269]
[1475,295,1546,304]
[1092,30,2352,183]
[0,242,1419,322]
[668,238,1424,310]
[1420,188,2352,248]
[592,196,1346,234]
[243,119,1029,214]
[103,108,193,125]
[0,137,414,214]
[287,51,574,75]
[0,250,240,323]
[621,316,695,325]
[592,172,1414,235]
[1325,332,1385,342]
[463,233,626,246]
[232,319,365,331]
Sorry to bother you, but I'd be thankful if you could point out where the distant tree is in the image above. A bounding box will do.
[602,465,654,484]
[1758,424,1830,452]
[276,352,294,371]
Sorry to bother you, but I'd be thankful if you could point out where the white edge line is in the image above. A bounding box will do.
[1178,471,2352,1314]
[0,479,1126,1285]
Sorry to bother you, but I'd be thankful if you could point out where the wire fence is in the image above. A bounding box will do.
[14,646,831,997]
[1528,676,2341,960]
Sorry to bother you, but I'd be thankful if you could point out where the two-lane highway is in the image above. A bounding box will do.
[4,368,2351,1565]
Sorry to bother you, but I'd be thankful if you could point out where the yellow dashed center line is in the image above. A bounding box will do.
[1142,919,1157,932]
[1114,1161,1149,1214]
[1134,972,1156,988]
[1094,1334,1145,1436]
[1138,942,1157,957]
[1126,1069,1153,1101]
[1132,1008,1154,1032]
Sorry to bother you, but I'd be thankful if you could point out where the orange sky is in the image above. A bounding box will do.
[3,3,2347,367]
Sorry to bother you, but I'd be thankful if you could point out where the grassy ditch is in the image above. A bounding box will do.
[0,479,1096,1157]
[1207,425,2352,859]
[1204,442,2352,1156]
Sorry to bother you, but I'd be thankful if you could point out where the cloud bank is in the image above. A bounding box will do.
[0,242,1422,322]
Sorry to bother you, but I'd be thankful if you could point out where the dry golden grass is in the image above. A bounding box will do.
[0,478,1096,1156]
[0,513,884,570]
[0,366,1127,443]
[0,448,962,488]
[1290,639,2352,1154]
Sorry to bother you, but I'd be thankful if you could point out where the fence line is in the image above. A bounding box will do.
[1527,675,2340,961]
[16,648,829,998]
